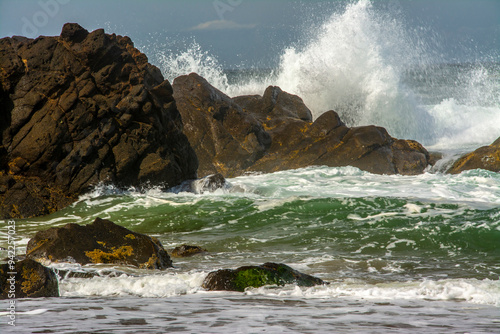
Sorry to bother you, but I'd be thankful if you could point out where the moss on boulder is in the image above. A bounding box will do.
[202,262,326,292]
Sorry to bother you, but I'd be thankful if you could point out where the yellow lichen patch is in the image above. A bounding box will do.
[85,245,134,264]
[299,125,309,134]
[124,234,136,240]
[21,268,40,293]
[97,241,106,246]
[141,254,158,269]
[22,58,29,72]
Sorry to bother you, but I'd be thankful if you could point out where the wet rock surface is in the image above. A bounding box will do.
[0,258,59,299]
[26,217,172,269]
[202,262,326,292]
[0,23,197,219]
[447,137,500,174]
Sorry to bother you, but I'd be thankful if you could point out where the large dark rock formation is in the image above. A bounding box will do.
[0,23,197,219]
[26,217,172,269]
[202,262,326,292]
[0,259,59,299]
[447,137,500,174]
[173,73,430,177]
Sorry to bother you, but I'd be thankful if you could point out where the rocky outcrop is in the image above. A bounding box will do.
[26,217,172,269]
[0,23,197,219]
[447,137,500,174]
[172,74,270,177]
[0,259,59,299]
[202,262,326,292]
[173,73,430,178]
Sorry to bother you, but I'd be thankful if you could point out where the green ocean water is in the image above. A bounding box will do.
[2,166,500,333]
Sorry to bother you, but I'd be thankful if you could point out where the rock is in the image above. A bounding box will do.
[234,85,313,122]
[173,75,431,178]
[447,137,500,174]
[202,262,326,292]
[0,23,197,219]
[26,217,172,269]
[0,259,59,299]
[172,73,271,177]
[171,173,227,194]
[171,245,207,257]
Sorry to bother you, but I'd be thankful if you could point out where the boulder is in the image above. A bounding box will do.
[447,137,500,174]
[172,74,431,177]
[26,217,172,269]
[171,245,207,257]
[0,23,198,219]
[0,259,59,299]
[202,262,326,292]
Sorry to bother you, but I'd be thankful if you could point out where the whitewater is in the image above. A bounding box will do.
[2,0,500,333]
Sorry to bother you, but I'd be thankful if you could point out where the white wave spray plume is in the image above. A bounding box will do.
[152,0,499,148]
[271,0,436,141]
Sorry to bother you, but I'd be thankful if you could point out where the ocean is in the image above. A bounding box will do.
[2,0,500,333]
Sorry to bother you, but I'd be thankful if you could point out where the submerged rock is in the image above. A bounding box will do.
[173,74,431,178]
[0,259,59,299]
[26,217,172,269]
[202,262,326,292]
[447,137,500,174]
[170,245,207,257]
[171,173,227,194]
[0,23,197,219]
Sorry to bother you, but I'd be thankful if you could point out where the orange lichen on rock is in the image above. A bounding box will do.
[85,245,134,264]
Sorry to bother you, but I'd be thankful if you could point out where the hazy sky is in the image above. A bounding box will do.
[1,0,498,68]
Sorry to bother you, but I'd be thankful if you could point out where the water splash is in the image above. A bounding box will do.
[272,0,435,141]
[150,0,499,148]
[157,40,230,91]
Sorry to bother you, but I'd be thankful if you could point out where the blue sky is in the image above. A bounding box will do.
[1,0,498,67]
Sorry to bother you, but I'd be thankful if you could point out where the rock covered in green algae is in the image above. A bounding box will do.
[202,262,326,292]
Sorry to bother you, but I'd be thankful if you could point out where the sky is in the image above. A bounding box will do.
[0,0,499,68]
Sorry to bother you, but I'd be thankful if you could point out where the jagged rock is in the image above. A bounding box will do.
[233,85,313,122]
[172,74,430,177]
[202,262,326,292]
[447,137,500,174]
[171,245,207,257]
[26,217,172,269]
[0,259,59,299]
[172,73,271,177]
[0,23,197,219]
